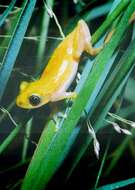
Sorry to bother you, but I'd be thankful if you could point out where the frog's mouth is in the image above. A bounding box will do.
[16,97,29,109]
[16,96,32,109]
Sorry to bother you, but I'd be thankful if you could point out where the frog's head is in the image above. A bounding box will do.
[16,81,50,109]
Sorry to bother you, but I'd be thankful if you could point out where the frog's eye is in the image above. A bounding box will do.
[29,94,41,106]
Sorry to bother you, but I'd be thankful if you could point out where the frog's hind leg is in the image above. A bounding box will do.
[74,20,113,57]
[73,20,102,57]
[85,42,103,56]
[85,27,114,56]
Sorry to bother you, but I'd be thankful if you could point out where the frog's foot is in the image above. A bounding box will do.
[85,43,103,56]
[85,29,114,56]
[129,12,135,23]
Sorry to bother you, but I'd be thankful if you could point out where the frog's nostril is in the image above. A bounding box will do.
[17,99,23,106]
[19,101,23,105]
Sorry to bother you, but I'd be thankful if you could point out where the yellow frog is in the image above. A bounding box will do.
[16,20,108,109]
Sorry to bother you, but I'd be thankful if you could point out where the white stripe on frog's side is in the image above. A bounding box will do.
[51,60,78,101]
[59,60,69,75]
[67,48,73,55]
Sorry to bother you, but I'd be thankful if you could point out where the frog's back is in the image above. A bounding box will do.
[40,32,74,81]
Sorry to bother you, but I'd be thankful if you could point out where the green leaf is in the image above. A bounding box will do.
[0,124,22,154]
[95,177,135,190]
[65,0,133,178]
[65,0,129,34]
[84,2,112,21]
[94,142,110,188]
[22,118,33,163]
[21,120,57,190]
[91,0,130,44]
[36,0,54,73]
[66,44,135,180]
[0,157,30,174]
[105,127,135,176]
[0,0,17,26]
[0,0,37,101]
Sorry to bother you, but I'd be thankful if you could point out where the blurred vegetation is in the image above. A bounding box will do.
[0,0,135,190]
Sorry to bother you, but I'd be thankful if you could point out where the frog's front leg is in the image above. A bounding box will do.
[51,91,77,102]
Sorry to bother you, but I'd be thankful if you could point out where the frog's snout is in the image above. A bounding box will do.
[16,96,23,107]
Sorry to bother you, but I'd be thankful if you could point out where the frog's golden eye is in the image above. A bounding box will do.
[29,94,41,106]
